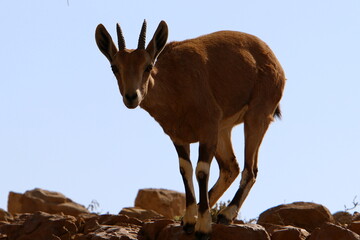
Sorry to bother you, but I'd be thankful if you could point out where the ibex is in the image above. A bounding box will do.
[95,20,285,239]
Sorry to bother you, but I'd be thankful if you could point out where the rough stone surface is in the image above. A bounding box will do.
[211,224,270,240]
[271,226,310,240]
[0,211,78,240]
[0,208,13,223]
[3,189,360,240]
[308,222,360,240]
[134,189,185,219]
[333,211,353,225]
[257,202,334,232]
[139,219,175,240]
[120,207,164,221]
[74,225,139,240]
[349,221,360,236]
[7,188,89,217]
[145,223,270,240]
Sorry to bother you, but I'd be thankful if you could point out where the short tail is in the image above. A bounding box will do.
[274,105,282,120]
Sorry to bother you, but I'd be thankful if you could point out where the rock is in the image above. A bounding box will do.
[156,224,192,240]
[308,222,360,240]
[271,226,310,240]
[74,214,143,240]
[97,214,143,227]
[0,208,13,223]
[333,211,353,225]
[152,223,270,240]
[74,225,138,240]
[134,189,185,219]
[0,211,78,240]
[8,188,89,216]
[120,207,164,221]
[257,202,334,232]
[211,224,270,240]
[354,212,360,221]
[139,219,175,240]
[349,221,360,236]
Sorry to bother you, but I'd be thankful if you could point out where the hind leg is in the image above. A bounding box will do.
[217,113,273,223]
[208,128,240,208]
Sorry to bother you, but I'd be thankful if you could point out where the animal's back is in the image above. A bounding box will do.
[157,31,285,120]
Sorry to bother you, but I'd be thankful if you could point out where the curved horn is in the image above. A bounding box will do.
[116,23,126,50]
[137,20,147,49]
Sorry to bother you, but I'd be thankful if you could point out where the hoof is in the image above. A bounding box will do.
[182,223,195,234]
[195,231,211,240]
[217,214,232,225]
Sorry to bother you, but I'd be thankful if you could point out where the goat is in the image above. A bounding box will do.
[95,20,285,239]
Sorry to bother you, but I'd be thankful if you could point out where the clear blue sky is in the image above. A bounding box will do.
[1,1,359,219]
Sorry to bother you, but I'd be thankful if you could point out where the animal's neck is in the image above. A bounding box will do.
[140,71,162,113]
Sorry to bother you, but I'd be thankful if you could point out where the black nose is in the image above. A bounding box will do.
[125,93,138,102]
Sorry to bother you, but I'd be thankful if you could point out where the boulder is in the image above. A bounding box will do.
[142,223,270,240]
[7,188,89,216]
[0,208,13,223]
[155,224,192,240]
[271,226,310,240]
[211,224,270,240]
[257,202,334,232]
[96,214,143,227]
[73,225,138,240]
[74,214,143,240]
[349,221,360,236]
[134,189,185,219]
[0,211,78,240]
[139,219,175,240]
[333,211,353,225]
[120,207,164,221]
[308,222,360,240]
[354,212,360,221]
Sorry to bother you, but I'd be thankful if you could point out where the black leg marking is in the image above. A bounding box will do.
[174,143,190,161]
[174,143,197,234]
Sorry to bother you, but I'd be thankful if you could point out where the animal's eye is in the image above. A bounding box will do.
[145,64,153,73]
[111,65,119,74]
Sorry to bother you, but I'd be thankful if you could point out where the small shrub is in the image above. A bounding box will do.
[210,200,230,222]
[87,199,100,214]
[344,196,359,212]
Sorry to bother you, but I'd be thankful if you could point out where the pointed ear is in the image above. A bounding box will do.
[146,21,168,61]
[95,24,118,62]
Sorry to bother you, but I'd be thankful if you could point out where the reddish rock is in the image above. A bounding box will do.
[74,214,142,240]
[349,221,360,236]
[0,211,78,240]
[135,189,185,220]
[258,202,334,232]
[73,225,138,240]
[333,211,353,225]
[354,212,360,221]
[308,222,360,240]
[212,224,270,240]
[97,214,143,227]
[154,223,270,240]
[156,224,192,240]
[139,219,175,240]
[0,208,13,223]
[271,226,310,240]
[8,188,89,217]
[120,207,164,221]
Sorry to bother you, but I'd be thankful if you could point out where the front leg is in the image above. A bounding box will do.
[174,144,197,234]
[195,143,216,240]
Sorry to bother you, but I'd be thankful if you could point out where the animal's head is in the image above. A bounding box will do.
[95,20,168,109]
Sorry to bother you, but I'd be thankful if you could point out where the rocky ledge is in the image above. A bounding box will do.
[0,188,360,240]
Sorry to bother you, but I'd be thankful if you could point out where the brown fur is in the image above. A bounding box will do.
[142,30,284,144]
